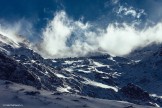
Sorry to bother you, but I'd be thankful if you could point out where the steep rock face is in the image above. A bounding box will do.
[0,52,41,88]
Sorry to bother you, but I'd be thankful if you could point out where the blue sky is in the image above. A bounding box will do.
[0,0,162,31]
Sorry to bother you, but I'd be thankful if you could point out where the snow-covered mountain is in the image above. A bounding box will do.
[0,34,162,107]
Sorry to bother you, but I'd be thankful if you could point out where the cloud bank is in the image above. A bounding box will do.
[39,10,162,58]
[0,3,162,59]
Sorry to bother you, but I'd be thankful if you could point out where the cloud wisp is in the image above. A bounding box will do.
[116,6,146,19]
[0,19,34,45]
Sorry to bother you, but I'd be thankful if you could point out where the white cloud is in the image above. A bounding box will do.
[40,11,93,58]
[39,11,162,58]
[97,23,162,56]
[117,6,146,19]
[40,11,73,57]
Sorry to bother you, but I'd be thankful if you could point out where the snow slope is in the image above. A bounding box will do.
[0,80,156,108]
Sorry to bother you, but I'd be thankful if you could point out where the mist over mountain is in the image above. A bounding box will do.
[0,0,162,108]
[0,0,162,58]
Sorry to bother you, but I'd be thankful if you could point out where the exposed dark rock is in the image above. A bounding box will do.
[120,83,150,100]
[0,52,41,88]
